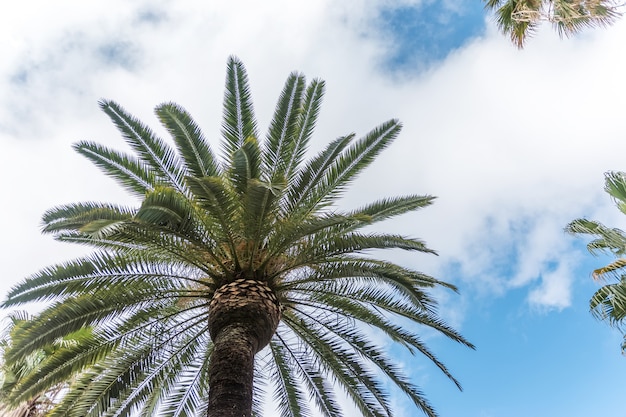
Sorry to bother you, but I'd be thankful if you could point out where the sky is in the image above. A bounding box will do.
[1,1,626,416]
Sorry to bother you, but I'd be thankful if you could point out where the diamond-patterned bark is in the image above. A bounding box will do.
[208,278,281,352]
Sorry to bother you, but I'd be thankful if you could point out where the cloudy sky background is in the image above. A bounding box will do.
[2,1,626,416]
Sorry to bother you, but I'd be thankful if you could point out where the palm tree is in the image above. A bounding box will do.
[2,56,473,417]
[566,171,626,353]
[484,0,623,47]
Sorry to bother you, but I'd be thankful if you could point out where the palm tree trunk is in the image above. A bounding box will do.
[207,279,281,417]
[208,324,257,417]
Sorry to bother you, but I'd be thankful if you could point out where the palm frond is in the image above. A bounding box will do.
[241,179,283,254]
[298,293,464,390]
[272,334,341,417]
[73,142,156,196]
[282,311,396,417]
[345,195,436,229]
[293,305,441,416]
[156,102,220,178]
[2,252,201,308]
[487,0,541,48]
[99,100,185,192]
[221,56,259,160]
[298,120,402,214]
[592,258,626,282]
[284,79,325,182]
[134,186,198,236]
[268,342,310,417]
[264,72,306,183]
[604,171,626,214]
[552,0,621,37]
[41,202,135,236]
[565,218,626,256]
[589,277,626,324]
[285,134,354,215]
[230,135,262,196]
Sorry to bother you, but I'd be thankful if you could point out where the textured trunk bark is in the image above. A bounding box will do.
[207,279,281,417]
[207,324,257,417]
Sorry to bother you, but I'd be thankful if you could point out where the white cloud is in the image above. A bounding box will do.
[528,257,575,310]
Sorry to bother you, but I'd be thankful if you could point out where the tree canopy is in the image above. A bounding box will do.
[566,171,626,353]
[2,57,473,417]
[484,0,623,47]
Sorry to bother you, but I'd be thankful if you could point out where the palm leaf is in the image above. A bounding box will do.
[268,342,310,417]
[284,79,325,181]
[156,102,220,178]
[74,141,157,196]
[99,100,185,191]
[298,120,402,214]
[264,72,306,183]
[221,56,259,159]
[589,277,626,324]
[284,134,354,215]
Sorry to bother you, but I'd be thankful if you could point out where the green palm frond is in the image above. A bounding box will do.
[264,72,306,183]
[221,56,259,160]
[284,79,325,182]
[485,0,541,48]
[604,171,626,215]
[41,202,135,236]
[73,141,157,196]
[565,218,626,256]
[135,186,198,236]
[589,276,626,324]
[292,305,439,416]
[99,100,185,192]
[3,57,470,417]
[156,102,220,179]
[300,292,464,390]
[241,179,283,253]
[552,0,621,37]
[268,342,310,417]
[568,170,626,352]
[282,311,394,417]
[0,313,87,415]
[271,334,341,417]
[230,135,263,197]
[299,120,402,214]
[285,134,354,215]
[345,195,436,228]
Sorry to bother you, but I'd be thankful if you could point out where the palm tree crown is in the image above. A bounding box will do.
[484,0,623,47]
[567,171,626,353]
[2,56,473,417]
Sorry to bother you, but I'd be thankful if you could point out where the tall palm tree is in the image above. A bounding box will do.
[2,56,473,417]
[566,171,626,353]
[484,0,623,47]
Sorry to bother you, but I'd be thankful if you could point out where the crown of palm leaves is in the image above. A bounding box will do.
[2,56,473,417]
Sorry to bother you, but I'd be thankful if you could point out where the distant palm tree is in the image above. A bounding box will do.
[2,56,473,417]
[566,171,626,353]
[484,0,623,47]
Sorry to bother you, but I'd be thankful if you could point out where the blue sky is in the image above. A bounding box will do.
[2,1,626,416]
[376,1,485,71]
